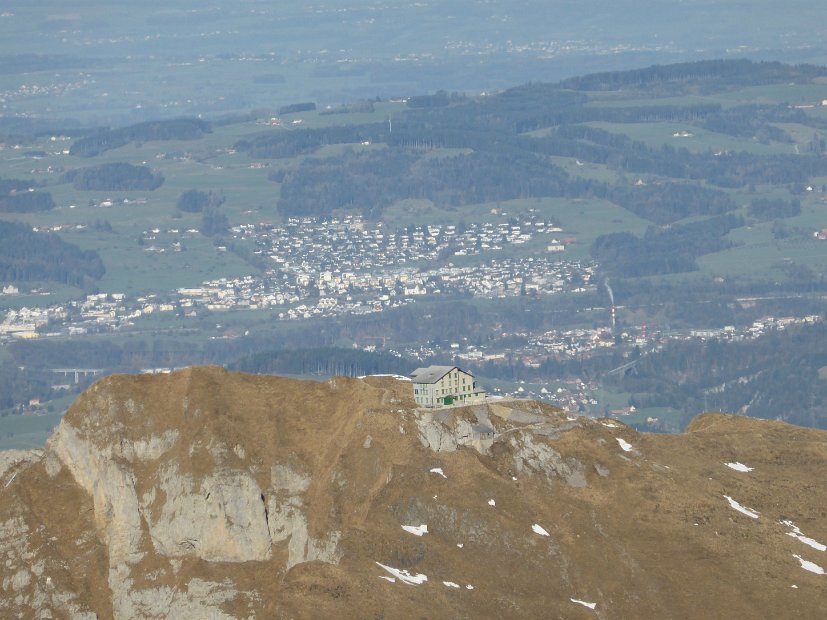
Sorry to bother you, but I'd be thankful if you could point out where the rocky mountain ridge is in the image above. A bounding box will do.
[1,366,826,618]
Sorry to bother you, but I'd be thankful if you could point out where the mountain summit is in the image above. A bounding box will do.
[1,366,825,618]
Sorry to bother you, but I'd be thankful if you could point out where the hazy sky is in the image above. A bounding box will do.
[2,1,825,123]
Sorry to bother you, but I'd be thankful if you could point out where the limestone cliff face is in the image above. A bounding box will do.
[33,367,365,618]
[1,367,827,619]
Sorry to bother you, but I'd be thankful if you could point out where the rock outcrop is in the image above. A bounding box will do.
[1,366,827,618]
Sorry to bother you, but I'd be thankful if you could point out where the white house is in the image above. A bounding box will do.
[410,365,485,408]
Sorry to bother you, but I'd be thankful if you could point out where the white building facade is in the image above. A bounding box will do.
[410,365,485,408]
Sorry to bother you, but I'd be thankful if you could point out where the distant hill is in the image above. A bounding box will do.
[1,367,826,618]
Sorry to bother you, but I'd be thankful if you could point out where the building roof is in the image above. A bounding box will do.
[410,365,472,384]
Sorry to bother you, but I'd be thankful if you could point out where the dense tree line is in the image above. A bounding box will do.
[319,100,376,115]
[201,205,229,237]
[69,118,211,157]
[231,347,413,377]
[238,123,385,159]
[591,215,742,278]
[176,189,224,213]
[530,124,827,188]
[6,319,343,373]
[406,90,451,108]
[602,183,736,224]
[0,117,85,144]
[698,104,800,141]
[276,146,570,218]
[0,178,36,195]
[747,197,801,221]
[608,275,827,325]
[0,220,105,286]
[0,177,54,212]
[63,163,164,191]
[276,140,736,222]
[278,102,316,115]
[0,191,55,213]
[176,191,230,237]
[341,300,484,344]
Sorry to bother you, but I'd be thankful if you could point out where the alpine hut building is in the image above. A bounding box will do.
[410,365,485,408]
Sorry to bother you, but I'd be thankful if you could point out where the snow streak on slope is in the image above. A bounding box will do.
[376,562,428,585]
[723,495,759,519]
[792,555,825,575]
[401,524,428,536]
[725,462,753,472]
[782,521,827,551]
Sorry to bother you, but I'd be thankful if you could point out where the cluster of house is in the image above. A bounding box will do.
[440,315,823,370]
[176,253,595,319]
[685,315,822,341]
[0,306,57,339]
[0,293,177,340]
[0,77,90,109]
[236,213,564,269]
[170,215,595,317]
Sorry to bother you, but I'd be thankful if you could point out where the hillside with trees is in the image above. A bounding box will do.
[0,220,105,286]
[228,59,827,223]
[69,118,211,157]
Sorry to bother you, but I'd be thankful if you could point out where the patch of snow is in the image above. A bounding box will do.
[601,421,619,428]
[793,554,825,575]
[725,462,753,473]
[570,598,597,610]
[465,584,474,590]
[616,437,633,452]
[723,495,759,519]
[379,576,396,583]
[511,476,517,481]
[376,562,428,585]
[429,467,447,478]
[456,543,464,548]
[488,499,496,507]
[792,584,798,589]
[782,521,827,552]
[402,524,428,536]
[443,581,460,588]
[532,524,550,537]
